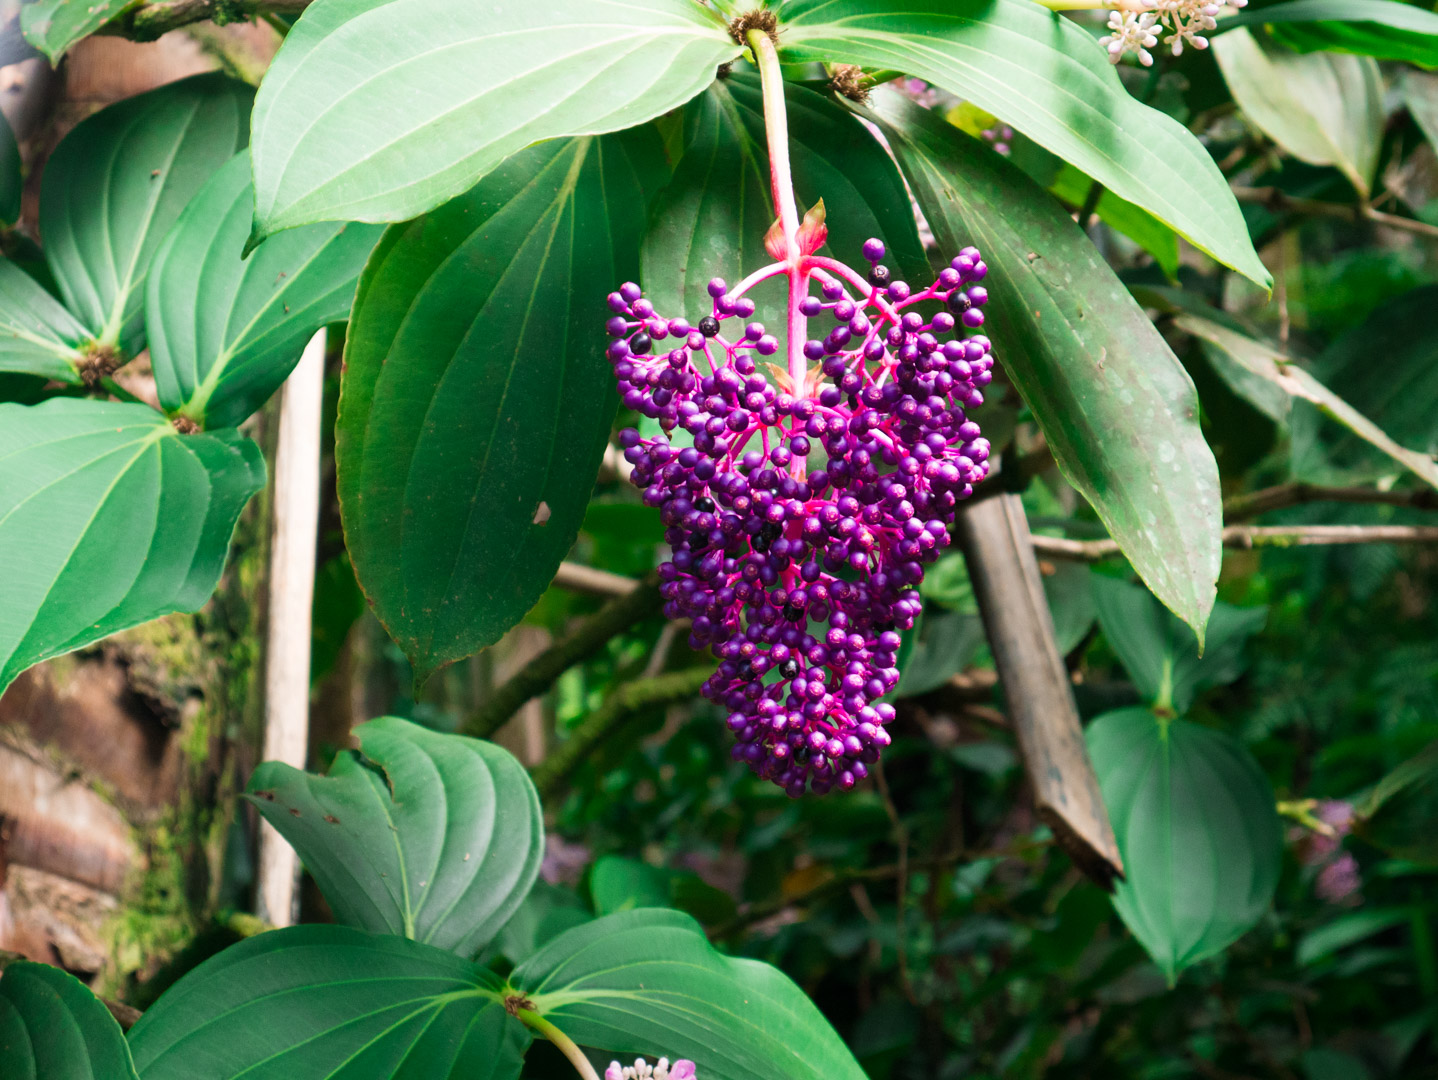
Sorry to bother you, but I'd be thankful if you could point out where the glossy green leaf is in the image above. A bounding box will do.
[1213,29,1382,199]
[1092,576,1266,714]
[338,133,651,681]
[0,961,140,1080]
[1218,0,1438,66]
[780,0,1270,288]
[247,716,542,956]
[1087,708,1282,981]
[867,91,1222,643]
[39,73,252,357]
[127,925,529,1079]
[147,152,381,429]
[1356,741,1438,864]
[0,109,19,225]
[0,399,265,697]
[513,908,867,1080]
[591,856,672,915]
[249,0,738,238]
[494,882,594,963]
[1174,311,1438,492]
[0,260,91,381]
[21,0,131,62]
[642,69,927,333]
[1048,164,1178,280]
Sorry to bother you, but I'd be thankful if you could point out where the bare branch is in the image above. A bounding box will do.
[552,561,642,598]
[1033,524,1438,562]
[1231,185,1438,242]
[1223,482,1438,521]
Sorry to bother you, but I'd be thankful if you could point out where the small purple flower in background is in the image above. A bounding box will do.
[606,236,992,796]
[606,1057,697,1080]
[979,125,1014,156]
[1292,799,1362,904]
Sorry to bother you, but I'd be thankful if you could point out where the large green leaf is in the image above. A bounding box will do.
[894,605,984,697]
[1048,164,1178,280]
[0,260,91,381]
[1213,29,1382,199]
[148,153,382,430]
[642,69,927,333]
[0,399,264,696]
[1356,741,1438,865]
[246,716,542,956]
[127,926,529,1079]
[21,0,131,62]
[0,961,140,1080]
[249,0,738,238]
[1088,708,1282,982]
[1217,0,1438,66]
[1174,310,1438,492]
[1091,576,1266,714]
[1402,70,1438,154]
[39,73,252,357]
[512,908,867,1080]
[338,133,651,681]
[779,0,1270,288]
[867,90,1222,642]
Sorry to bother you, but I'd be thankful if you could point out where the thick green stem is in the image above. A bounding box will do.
[518,1011,602,1080]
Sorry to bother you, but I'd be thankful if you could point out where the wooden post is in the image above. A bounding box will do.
[256,329,326,926]
[956,492,1124,888]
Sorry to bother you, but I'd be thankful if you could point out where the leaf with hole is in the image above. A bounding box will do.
[513,908,867,1080]
[0,961,140,1080]
[127,925,529,1079]
[1092,576,1266,714]
[779,0,1269,288]
[21,0,132,62]
[147,153,382,430]
[0,399,265,697]
[1213,29,1382,199]
[866,90,1222,643]
[39,73,252,357]
[1217,0,1438,66]
[337,132,654,681]
[641,68,927,334]
[246,716,542,957]
[249,0,738,237]
[1087,708,1282,981]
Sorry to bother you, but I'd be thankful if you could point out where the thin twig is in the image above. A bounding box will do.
[1222,482,1438,521]
[464,577,662,739]
[552,562,642,598]
[1232,185,1438,241]
[1032,524,1438,562]
[529,667,711,801]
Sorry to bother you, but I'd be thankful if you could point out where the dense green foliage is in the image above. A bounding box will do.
[0,0,1435,1077]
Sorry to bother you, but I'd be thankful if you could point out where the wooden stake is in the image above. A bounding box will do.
[956,492,1124,889]
[256,329,326,926]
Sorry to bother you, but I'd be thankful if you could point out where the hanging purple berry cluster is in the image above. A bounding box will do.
[605,239,992,796]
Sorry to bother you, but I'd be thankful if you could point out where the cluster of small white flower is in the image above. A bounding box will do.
[604,1057,697,1080]
[1098,0,1248,66]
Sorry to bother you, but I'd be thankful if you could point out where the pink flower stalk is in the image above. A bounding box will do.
[603,32,991,795]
